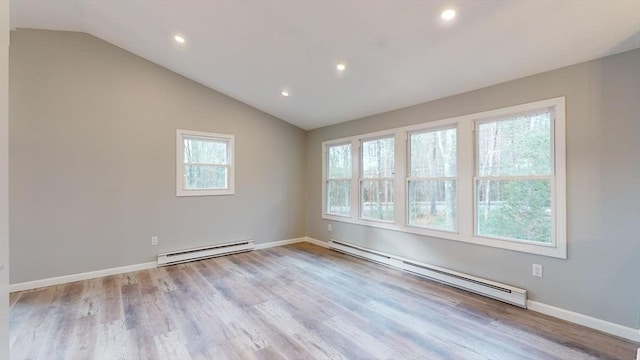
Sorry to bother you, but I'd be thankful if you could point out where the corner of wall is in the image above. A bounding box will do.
[0,0,11,357]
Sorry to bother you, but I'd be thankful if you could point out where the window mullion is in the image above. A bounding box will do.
[350,139,360,219]
[394,131,406,226]
[458,120,474,240]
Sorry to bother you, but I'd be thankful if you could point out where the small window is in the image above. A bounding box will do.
[360,136,395,222]
[326,143,352,216]
[176,129,234,196]
[408,127,457,231]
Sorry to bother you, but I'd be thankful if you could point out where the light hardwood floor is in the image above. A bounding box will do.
[9,243,639,360]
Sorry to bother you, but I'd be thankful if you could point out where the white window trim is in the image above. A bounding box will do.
[176,129,235,197]
[324,141,353,217]
[406,125,459,232]
[359,135,396,223]
[321,97,567,259]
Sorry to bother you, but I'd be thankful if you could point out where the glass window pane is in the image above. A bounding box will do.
[360,180,394,221]
[327,144,352,179]
[408,180,456,231]
[183,137,228,164]
[410,128,457,177]
[327,180,351,216]
[362,137,394,178]
[184,165,227,190]
[476,179,551,243]
[477,112,552,176]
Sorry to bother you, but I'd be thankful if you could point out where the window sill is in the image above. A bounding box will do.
[177,189,235,197]
[322,214,566,259]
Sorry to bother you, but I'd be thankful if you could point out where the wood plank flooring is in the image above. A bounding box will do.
[9,243,639,360]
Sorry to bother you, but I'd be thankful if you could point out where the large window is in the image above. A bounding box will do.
[176,129,234,196]
[408,127,457,231]
[360,137,395,222]
[475,111,553,243]
[322,97,566,258]
[326,143,352,216]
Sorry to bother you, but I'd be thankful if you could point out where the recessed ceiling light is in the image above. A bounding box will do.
[441,9,456,20]
[281,90,290,97]
[336,63,346,71]
[174,35,185,44]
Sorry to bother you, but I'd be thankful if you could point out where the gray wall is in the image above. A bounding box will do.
[9,29,307,283]
[1,1,10,358]
[306,49,640,329]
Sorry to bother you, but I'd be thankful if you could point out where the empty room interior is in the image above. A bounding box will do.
[1,1,640,359]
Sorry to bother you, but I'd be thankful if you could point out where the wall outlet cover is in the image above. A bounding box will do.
[532,264,543,277]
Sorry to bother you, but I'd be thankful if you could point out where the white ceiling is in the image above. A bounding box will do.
[10,0,640,130]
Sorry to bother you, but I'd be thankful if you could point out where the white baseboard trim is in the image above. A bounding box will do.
[304,237,330,248]
[10,237,311,293]
[10,262,157,293]
[254,237,307,250]
[527,300,640,342]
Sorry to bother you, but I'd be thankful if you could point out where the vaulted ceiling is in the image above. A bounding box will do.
[10,0,640,129]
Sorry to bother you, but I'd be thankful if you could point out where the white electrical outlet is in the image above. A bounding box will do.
[151,236,158,246]
[532,264,543,277]
[328,223,332,232]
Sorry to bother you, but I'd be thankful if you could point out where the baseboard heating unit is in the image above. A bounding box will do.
[157,240,255,266]
[328,239,527,308]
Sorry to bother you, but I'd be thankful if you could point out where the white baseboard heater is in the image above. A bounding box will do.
[328,239,527,308]
[157,240,255,266]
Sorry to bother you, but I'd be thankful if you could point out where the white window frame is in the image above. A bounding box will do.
[325,141,353,217]
[359,135,396,223]
[176,129,235,197]
[406,125,459,233]
[471,104,565,257]
[321,97,566,258]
